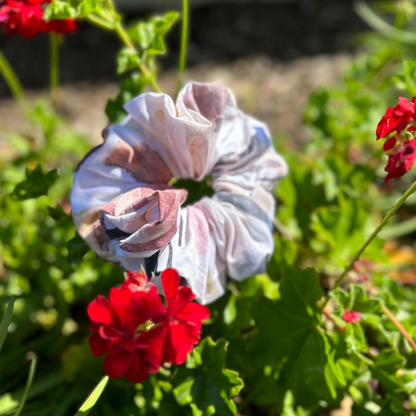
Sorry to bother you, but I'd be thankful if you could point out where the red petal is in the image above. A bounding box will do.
[98,324,120,341]
[383,136,397,153]
[87,295,114,325]
[103,344,135,379]
[342,309,361,323]
[124,355,149,383]
[89,333,109,357]
[138,324,166,373]
[161,268,181,303]
[132,286,165,323]
[168,287,195,315]
[385,140,416,181]
[175,303,210,324]
[162,323,192,365]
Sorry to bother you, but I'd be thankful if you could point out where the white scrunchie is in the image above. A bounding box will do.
[71,82,288,305]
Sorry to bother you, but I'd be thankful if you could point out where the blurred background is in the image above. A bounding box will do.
[0,0,370,150]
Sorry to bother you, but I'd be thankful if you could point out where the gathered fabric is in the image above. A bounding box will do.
[71,82,288,304]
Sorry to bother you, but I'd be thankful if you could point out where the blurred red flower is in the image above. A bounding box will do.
[376,97,416,140]
[377,97,416,181]
[342,309,361,324]
[384,139,416,182]
[87,269,210,382]
[0,0,76,39]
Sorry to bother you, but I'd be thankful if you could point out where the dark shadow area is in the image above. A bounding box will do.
[0,0,369,95]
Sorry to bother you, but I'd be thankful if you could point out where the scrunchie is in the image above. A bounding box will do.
[71,82,288,305]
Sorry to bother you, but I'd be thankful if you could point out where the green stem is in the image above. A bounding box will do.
[104,0,115,14]
[50,33,59,108]
[177,0,189,94]
[114,22,161,93]
[353,352,374,366]
[86,14,114,31]
[321,178,416,310]
[85,0,162,93]
[0,48,25,106]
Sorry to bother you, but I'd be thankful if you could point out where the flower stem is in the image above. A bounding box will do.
[0,48,25,106]
[321,178,416,310]
[177,0,189,94]
[113,22,161,93]
[382,305,416,355]
[86,14,114,31]
[50,33,59,108]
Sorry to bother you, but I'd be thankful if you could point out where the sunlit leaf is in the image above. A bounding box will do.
[74,376,109,416]
[10,165,59,201]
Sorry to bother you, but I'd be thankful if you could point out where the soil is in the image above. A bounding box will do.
[0,53,352,158]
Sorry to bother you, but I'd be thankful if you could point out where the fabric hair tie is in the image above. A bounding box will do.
[71,82,288,305]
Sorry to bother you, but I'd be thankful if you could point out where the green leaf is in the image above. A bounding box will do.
[75,376,109,416]
[344,323,368,353]
[117,49,143,75]
[10,165,59,201]
[67,235,90,264]
[43,1,77,21]
[0,393,19,416]
[0,296,15,353]
[173,338,244,416]
[127,12,179,57]
[76,0,102,18]
[282,391,309,416]
[106,72,146,122]
[371,349,405,393]
[331,285,382,314]
[14,358,37,416]
[249,267,346,409]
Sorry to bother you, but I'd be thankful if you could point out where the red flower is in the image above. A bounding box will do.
[0,0,76,39]
[88,271,165,382]
[376,97,416,140]
[87,269,210,382]
[342,309,361,324]
[384,139,416,182]
[146,269,211,366]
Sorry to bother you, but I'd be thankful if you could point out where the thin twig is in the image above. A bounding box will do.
[177,0,189,94]
[382,305,416,355]
[320,178,416,311]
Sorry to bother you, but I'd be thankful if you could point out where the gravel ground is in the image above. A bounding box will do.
[0,53,352,158]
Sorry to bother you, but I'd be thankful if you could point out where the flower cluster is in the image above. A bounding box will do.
[376,97,416,181]
[0,0,76,39]
[87,268,210,382]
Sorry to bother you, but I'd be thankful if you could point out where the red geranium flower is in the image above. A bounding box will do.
[87,269,210,382]
[88,271,165,382]
[384,138,416,182]
[342,309,361,324]
[377,98,416,181]
[376,97,416,140]
[0,0,76,39]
